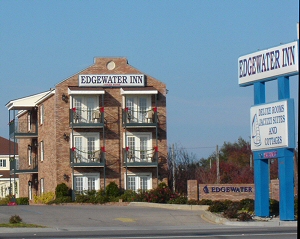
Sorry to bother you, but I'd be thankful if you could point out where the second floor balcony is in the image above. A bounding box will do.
[70,148,105,167]
[123,147,158,167]
[10,156,38,174]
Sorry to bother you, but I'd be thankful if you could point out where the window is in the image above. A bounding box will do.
[0,159,6,168]
[40,141,44,161]
[40,178,44,195]
[74,173,100,194]
[40,104,44,125]
[28,147,32,165]
[73,132,100,163]
[15,158,19,170]
[126,95,151,123]
[27,112,31,131]
[28,182,32,200]
[126,173,152,192]
[126,132,152,162]
[72,96,99,123]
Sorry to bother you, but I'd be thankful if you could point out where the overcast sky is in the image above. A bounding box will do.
[0,1,298,159]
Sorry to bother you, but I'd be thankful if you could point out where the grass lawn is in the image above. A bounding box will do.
[0,223,46,228]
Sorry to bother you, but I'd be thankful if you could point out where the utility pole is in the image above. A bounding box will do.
[216,145,220,183]
[172,144,175,192]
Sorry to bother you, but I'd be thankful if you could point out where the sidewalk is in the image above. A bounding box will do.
[129,202,298,227]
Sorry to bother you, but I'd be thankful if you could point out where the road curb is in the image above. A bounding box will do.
[129,202,209,211]
[129,202,297,227]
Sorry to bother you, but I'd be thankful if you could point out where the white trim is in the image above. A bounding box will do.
[120,88,158,95]
[6,90,53,110]
[124,172,152,191]
[68,89,105,95]
[73,172,100,192]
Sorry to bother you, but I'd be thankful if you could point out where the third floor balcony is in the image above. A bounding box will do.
[69,107,105,128]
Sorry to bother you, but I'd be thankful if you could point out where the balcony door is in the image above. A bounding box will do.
[126,133,152,162]
[73,96,98,123]
[126,96,150,123]
[73,133,100,163]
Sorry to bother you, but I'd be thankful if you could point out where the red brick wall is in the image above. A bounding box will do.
[25,57,168,195]
[186,180,281,202]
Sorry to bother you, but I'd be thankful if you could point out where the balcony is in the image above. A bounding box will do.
[10,156,38,174]
[69,108,105,128]
[122,108,158,128]
[70,148,105,167]
[9,118,38,138]
[123,148,158,167]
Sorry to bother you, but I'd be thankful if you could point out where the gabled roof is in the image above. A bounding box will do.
[5,89,55,110]
[0,136,18,155]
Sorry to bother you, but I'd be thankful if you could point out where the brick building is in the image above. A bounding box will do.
[6,58,168,201]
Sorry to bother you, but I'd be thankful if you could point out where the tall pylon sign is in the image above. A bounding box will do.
[238,38,298,221]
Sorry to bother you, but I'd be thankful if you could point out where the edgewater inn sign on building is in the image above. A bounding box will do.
[6,57,168,201]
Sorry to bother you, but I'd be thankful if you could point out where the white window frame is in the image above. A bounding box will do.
[71,132,100,163]
[40,178,44,195]
[74,173,100,194]
[28,147,32,165]
[40,141,44,161]
[28,182,32,200]
[15,157,19,170]
[124,132,152,162]
[39,104,44,125]
[124,95,151,123]
[71,95,99,123]
[0,159,6,168]
[27,112,31,131]
[125,173,152,192]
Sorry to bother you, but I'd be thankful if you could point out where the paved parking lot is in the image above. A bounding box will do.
[0,203,211,230]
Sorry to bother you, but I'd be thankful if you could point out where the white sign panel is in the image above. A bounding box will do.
[250,99,294,151]
[239,41,298,86]
[79,74,145,87]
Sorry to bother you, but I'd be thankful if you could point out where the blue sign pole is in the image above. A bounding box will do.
[278,148,295,220]
[253,77,295,220]
[253,81,270,217]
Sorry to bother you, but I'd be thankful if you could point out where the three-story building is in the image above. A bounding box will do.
[6,57,168,200]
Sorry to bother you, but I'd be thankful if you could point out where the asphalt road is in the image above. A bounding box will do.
[0,204,297,239]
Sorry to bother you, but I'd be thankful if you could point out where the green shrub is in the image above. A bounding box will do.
[16,197,29,205]
[133,190,148,202]
[55,183,71,198]
[120,190,137,202]
[208,200,228,213]
[239,198,254,212]
[75,190,97,203]
[47,196,72,205]
[270,199,279,216]
[198,199,213,205]
[223,205,239,219]
[237,212,252,221]
[9,215,22,224]
[168,195,187,204]
[0,196,10,205]
[106,182,121,198]
[94,190,109,204]
[187,199,199,205]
